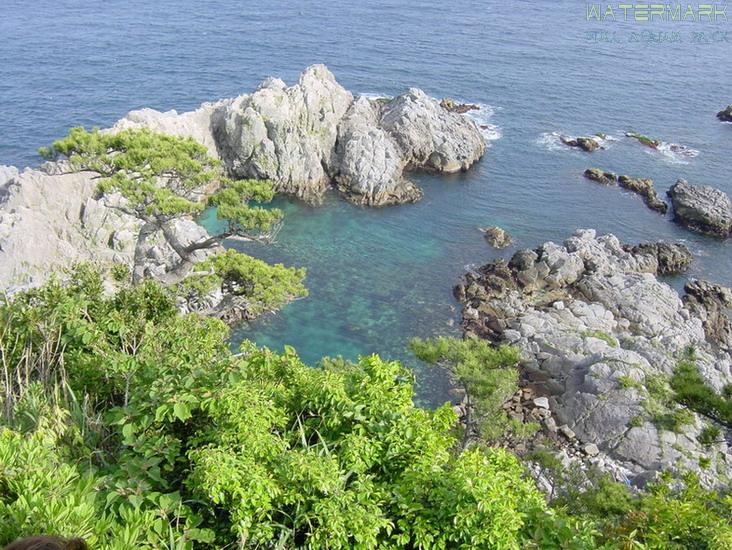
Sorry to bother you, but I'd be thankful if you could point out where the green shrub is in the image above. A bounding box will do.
[671,360,732,428]
[410,337,521,441]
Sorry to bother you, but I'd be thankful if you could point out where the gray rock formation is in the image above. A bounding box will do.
[455,229,732,486]
[213,66,354,203]
[717,105,732,122]
[380,88,485,174]
[0,65,486,292]
[334,97,422,205]
[668,179,732,237]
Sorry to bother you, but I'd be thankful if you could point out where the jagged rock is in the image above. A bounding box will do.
[625,242,692,275]
[213,65,354,203]
[683,280,732,350]
[717,105,732,122]
[381,88,485,174]
[440,98,480,114]
[617,175,667,214]
[583,168,616,185]
[481,226,513,249]
[668,179,732,237]
[560,135,601,152]
[334,97,421,205]
[456,229,732,486]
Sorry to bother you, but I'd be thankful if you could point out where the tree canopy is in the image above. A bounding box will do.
[41,128,283,283]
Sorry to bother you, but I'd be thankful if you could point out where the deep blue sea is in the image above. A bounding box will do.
[2,1,731,405]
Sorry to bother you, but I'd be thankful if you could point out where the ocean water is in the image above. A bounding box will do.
[2,1,731,405]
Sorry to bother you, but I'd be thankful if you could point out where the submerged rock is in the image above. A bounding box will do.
[456,229,732,486]
[668,179,732,237]
[583,169,667,213]
[481,226,513,249]
[717,105,732,122]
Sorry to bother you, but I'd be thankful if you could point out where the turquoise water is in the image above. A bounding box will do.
[2,0,731,405]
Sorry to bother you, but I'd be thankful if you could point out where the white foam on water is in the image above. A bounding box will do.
[651,142,700,165]
[536,131,617,152]
[461,103,503,144]
[536,131,566,151]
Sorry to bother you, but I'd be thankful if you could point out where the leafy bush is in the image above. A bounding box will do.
[178,249,307,316]
[671,359,732,428]
[0,273,547,548]
[410,337,527,441]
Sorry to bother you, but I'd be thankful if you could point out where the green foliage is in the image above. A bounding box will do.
[178,249,307,316]
[626,131,661,149]
[410,337,522,441]
[0,272,547,548]
[699,425,722,446]
[110,263,131,283]
[671,359,732,428]
[532,451,732,550]
[582,330,618,348]
[41,127,283,259]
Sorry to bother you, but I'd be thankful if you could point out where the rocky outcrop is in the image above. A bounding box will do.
[0,65,486,291]
[110,102,224,158]
[624,242,692,275]
[717,105,732,122]
[560,135,602,152]
[334,97,422,205]
[212,66,485,205]
[481,226,513,249]
[0,163,216,292]
[668,179,732,237]
[380,88,485,174]
[583,169,667,214]
[583,168,616,185]
[455,229,732,486]
[617,175,668,214]
[213,66,354,203]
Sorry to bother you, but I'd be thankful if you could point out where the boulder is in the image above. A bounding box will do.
[481,226,513,249]
[717,105,732,122]
[668,179,732,237]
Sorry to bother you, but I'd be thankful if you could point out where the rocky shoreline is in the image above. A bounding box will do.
[455,229,731,486]
[0,65,485,293]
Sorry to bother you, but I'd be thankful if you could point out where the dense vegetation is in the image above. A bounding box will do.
[1,270,730,548]
[40,128,282,283]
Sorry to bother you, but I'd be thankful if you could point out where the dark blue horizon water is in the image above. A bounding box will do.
[2,1,731,405]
